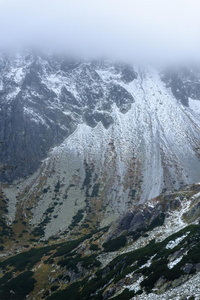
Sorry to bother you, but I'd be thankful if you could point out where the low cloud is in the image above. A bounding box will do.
[0,0,200,64]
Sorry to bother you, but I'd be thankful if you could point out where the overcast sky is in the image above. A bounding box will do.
[0,0,200,64]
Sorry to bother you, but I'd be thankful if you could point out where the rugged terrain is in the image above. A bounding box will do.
[0,51,200,299]
[1,52,200,240]
[0,183,200,299]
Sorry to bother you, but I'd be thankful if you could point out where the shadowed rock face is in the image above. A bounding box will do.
[0,92,74,182]
[0,52,137,182]
[109,196,182,239]
[161,67,200,106]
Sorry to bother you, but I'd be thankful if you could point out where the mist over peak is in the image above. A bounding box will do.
[0,0,200,65]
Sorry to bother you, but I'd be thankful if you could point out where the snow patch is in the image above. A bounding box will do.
[189,97,200,114]
[136,272,200,299]
[125,275,144,293]
[168,256,183,269]
[23,107,47,126]
[191,191,200,200]
[14,67,24,83]
[7,87,20,99]
[166,233,189,249]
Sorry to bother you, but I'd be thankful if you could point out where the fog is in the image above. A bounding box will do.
[0,0,200,64]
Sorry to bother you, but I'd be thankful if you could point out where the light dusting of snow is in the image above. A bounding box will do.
[96,69,121,82]
[23,107,47,126]
[6,66,200,238]
[189,97,200,114]
[166,232,189,249]
[44,73,62,95]
[3,59,200,240]
[127,275,144,293]
[191,191,200,200]
[7,87,20,100]
[135,272,200,300]
[121,196,191,256]
[140,255,156,269]
[14,67,24,83]
[168,255,183,269]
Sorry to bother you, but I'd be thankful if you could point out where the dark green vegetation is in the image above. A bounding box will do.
[53,232,96,257]
[89,243,99,251]
[0,245,57,272]
[0,232,103,299]
[70,209,84,228]
[0,217,199,300]
[54,181,61,193]
[112,288,136,300]
[0,195,14,243]
[46,224,200,299]
[103,235,127,252]
[82,161,93,190]
[139,225,200,292]
[0,271,36,300]
[91,183,100,198]
[57,253,101,272]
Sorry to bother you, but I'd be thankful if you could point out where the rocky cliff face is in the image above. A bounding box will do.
[1,51,200,238]
[0,52,136,183]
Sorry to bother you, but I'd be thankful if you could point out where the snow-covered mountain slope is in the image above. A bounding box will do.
[0,52,136,182]
[1,52,200,239]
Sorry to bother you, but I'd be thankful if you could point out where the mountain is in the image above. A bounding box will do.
[1,51,200,299]
[1,52,200,240]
